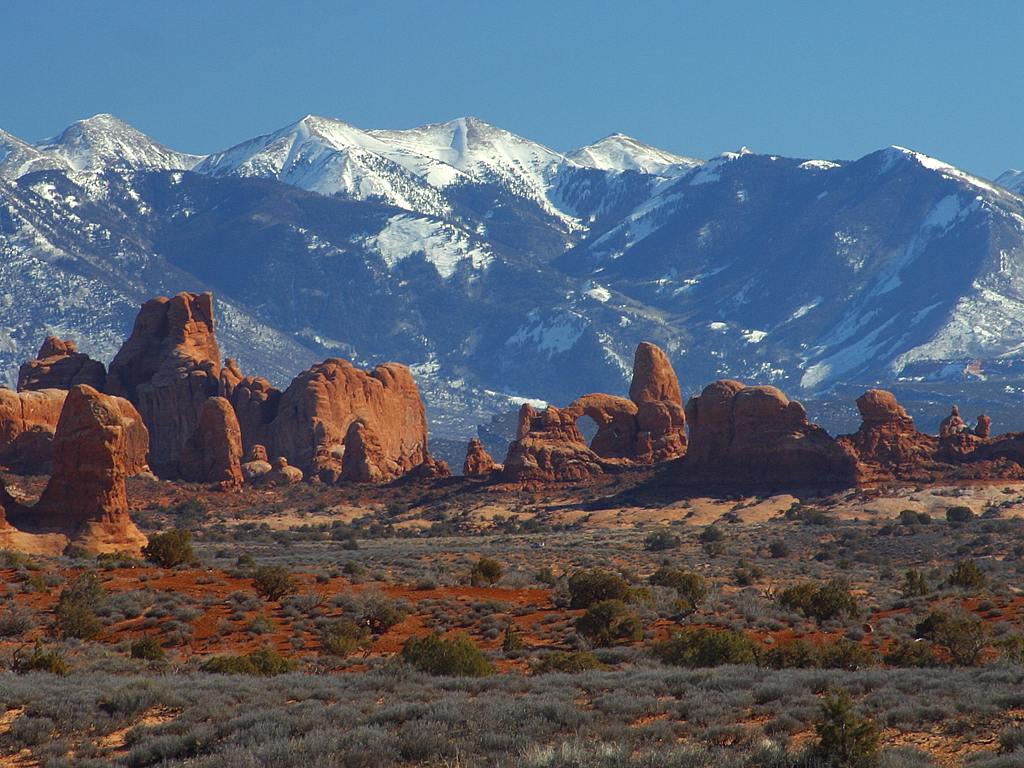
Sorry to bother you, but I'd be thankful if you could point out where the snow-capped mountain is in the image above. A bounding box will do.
[35,114,201,174]
[997,169,1023,195]
[3,111,1024,443]
[567,133,702,175]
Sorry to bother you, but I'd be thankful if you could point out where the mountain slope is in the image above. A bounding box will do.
[567,133,702,175]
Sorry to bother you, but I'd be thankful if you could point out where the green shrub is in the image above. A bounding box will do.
[567,569,629,609]
[769,540,791,558]
[898,509,931,526]
[253,565,297,601]
[502,623,524,653]
[779,579,859,623]
[946,559,986,590]
[883,640,938,668]
[575,599,642,646]
[643,529,680,552]
[653,626,758,668]
[55,572,105,639]
[532,650,603,674]
[12,643,69,675]
[764,639,873,670]
[648,567,706,607]
[946,506,975,523]
[130,635,166,661]
[142,529,196,568]
[915,609,988,666]
[0,606,34,638]
[321,620,370,657]
[200,648,295,675]
[469,557,503,586]
[902,569,929,597]
[401,632,492,677]
[812,689,880,767]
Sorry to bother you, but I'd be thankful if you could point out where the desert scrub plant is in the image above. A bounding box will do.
[914,609,989,666]
[902,569,930,598]
[567,569,629,609]
[779,579,859,623]
[469,557,503,586]
[642,529,680,552]
[55,572,105,639]
[647,566,706,608]
[253,565,297,601]
[199,647,296,675]
[0,605,35,637]
[320,620,370,657]
[811,688,880,767]
[575,600,642,647]
[142,529,197,568]
[401,632,492,677]
[946,559,987,590]
[11,643,69,675]
[652,626,758,668]
[130,635,166,662]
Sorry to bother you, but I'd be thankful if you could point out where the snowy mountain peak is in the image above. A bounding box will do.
[996,169,1023,194]
[567,133,702,175]
[0,128,68,179]
[37,114,202,173]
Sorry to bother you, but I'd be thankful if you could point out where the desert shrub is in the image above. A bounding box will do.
[883,640,938,668]
[946,506,975,523]
[253,565,297,601]
[915,609,988,666]
[55,572,105,639]
[999,726,1024,753]
[765,639,873,670]
[502,623,524,653]
[812,688,880,767]
[0,605,35,637]
[567,569,629,609]
[142,529,196,568]
[575,599,642,646]
[647,567,706,607]
[321,620,370,657]
[653,626,757,668]
[902,569,930,597]
[12,643,69,675]
[532,650,603,674]
[355,591,406,634]
[7,713,55,748]
[643,529,680,552]
[401,632,492,677]
[946,559,987,590]
[130,635,166,661]
[769,540,791,558]
[779,579,859,623]
[469,557,503,586]
[898,509,931,526]
[200,648,295,675]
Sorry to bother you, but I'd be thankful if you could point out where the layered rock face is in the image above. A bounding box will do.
[180,397,243,489]
[502,404,606,482]
[7,385,148,554]
[106,292,221,476]
[681,381,858,487]
[0,388,67,473]
[837,390,937,479]
[17,337,106,392]
[463,437,500,477]
[232,358,435,483]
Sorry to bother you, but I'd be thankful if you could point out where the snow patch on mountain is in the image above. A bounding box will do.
[366,214,493,278]
[506,310,586,355]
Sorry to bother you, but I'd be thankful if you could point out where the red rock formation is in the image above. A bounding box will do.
[105,292,221,476]
[681,381,858,487]
[241,444,272,483]
[259,456,303,486]
[0,388,67,473]
[502,404,606,482]
[837,390,937,479]
[17,337,106,392]
[232,358,436,483]
[463,437,500,477]
[975,414,991,439]
[180,397,243,489]
[564,394,639,459]
[7,385,148,554]
[938,405,968,438]
[0,387,148,476]
[629,342,682,405]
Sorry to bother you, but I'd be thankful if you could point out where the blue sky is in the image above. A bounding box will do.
[3,1,1021,178]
